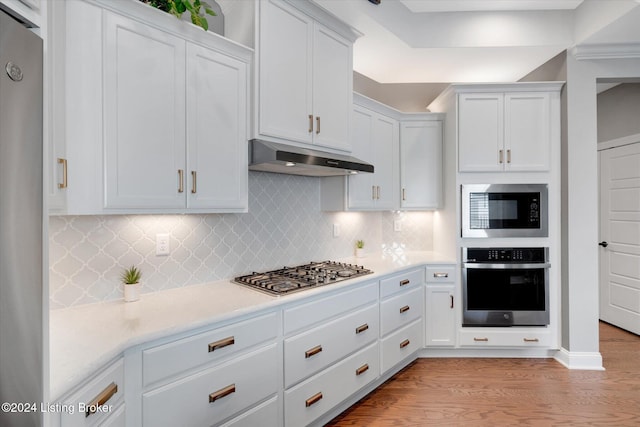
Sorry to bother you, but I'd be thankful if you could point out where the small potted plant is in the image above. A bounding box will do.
[355,240,365,258]
[121,266,142,302]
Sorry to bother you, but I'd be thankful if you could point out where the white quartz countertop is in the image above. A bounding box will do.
[49,251,454,400]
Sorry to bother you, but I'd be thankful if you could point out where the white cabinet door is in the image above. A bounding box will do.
[458,93,503,172]
[504,92,551,172]
[425,285,456,347]
[312,24,352,151]
[347,106,375,209]
[400,120,443,209]
[186,44,248,211]
[103,11,186,209]
[258,0,313,144]
[372,115,398,209]
[347,106,397,210]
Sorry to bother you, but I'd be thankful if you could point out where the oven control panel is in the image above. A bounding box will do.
[464,247,547,263]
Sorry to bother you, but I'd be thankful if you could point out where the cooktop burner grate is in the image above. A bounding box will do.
[233,261,373,296]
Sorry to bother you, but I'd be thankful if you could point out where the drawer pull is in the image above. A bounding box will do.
[305,392,323,407]
[474,337,489,342]
[209,384,236,403]
[85,382,118,417]
[399,305,410,314]
[399,339,410,349]
[305,345,323,359]
[524,338,539,343]
[208,336,235,353]
[433,272,449,278]
[355,364,369,376]
[399,279,410,286]
[355,323,369,334]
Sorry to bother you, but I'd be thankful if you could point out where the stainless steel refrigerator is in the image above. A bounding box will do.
[0,7,44,427]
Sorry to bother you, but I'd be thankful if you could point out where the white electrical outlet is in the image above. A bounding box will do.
[333,223,341,237]
[156,233,170,256]
[394,220,402,232]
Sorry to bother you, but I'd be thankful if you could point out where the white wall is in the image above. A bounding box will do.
[563,53,640,364]
[597,83,640,142]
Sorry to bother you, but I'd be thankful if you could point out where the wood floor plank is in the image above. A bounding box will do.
[327,322,640,426]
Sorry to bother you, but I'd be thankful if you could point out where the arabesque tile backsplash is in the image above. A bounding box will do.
[50,172,433,309]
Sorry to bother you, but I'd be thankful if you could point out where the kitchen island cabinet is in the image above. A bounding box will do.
[48,0,250,215]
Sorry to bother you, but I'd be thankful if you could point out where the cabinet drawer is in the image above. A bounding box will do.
[142,344,278,427]
[380,286,423,336]
[220,396,279,427]
[284,303,378,388]
[425,265,456,284]
[459,329,552,347]
[142,312,278,387]
[284,342,379,427]
[380,268,423,299]
[60,358,124,427]
[380,319,423,374]
[284,281,377,335]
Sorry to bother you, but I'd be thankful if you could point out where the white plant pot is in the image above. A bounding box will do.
[355,248,365,258]
[123,283,140,302]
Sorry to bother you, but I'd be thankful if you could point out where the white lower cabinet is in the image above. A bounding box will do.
[380,319,423,374]
[284,342,379,427]
[142,344,278,427]
[284,303,378,387]
[425,265,457,347]
[59,358,125,427]
[458,328,552,348]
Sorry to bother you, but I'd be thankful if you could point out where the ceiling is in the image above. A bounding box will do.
[313,0,640,84]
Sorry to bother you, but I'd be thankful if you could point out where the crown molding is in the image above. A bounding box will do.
[573,43,640,60]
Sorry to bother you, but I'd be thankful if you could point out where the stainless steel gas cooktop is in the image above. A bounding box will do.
[233,261,373,296]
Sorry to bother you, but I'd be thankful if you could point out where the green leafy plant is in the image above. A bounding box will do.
[142,0,217,31]
[121,266,142,285]
[356,240,364,249]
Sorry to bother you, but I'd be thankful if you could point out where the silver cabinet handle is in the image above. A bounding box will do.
[308,114,313,133]
[474,337,489,342]
[376,186,380,200]
[208,336,234,353]
[499,149,504,164]
[316,116,320,134]
[372,185,376,200]
[57,158,68,189]
[209,384,235,403]
[524,338,539,343]
[402,188,406,201]
[191,171,197,194]
[85,382,118,417]
[433,272,449,278]
[507,149,512,163]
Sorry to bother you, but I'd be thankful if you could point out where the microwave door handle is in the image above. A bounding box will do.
[463,263,551,269]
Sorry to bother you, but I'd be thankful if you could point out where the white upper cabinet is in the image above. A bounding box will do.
[400,119,443,210]
[256,0,357,152]
[347,103,398,210]
[49,0,251,214]
[458,88,555,172]
[103,11,187,209]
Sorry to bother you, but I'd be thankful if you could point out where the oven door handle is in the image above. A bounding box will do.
[463,263,551,269]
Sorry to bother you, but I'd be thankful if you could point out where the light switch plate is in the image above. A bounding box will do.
[394,220,402,232]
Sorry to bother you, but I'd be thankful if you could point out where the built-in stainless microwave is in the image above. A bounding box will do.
[462,184,548,238]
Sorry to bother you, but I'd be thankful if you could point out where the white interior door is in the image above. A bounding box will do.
[599,141,640,335]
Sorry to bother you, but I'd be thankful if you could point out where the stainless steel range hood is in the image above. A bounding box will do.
[249,139,374,177]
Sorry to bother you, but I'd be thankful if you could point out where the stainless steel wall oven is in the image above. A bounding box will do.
[462,247,550,327]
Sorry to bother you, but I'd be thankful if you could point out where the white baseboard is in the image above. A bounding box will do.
[554,348,604,370]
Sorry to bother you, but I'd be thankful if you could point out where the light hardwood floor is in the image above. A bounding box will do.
[327,322,640,426]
